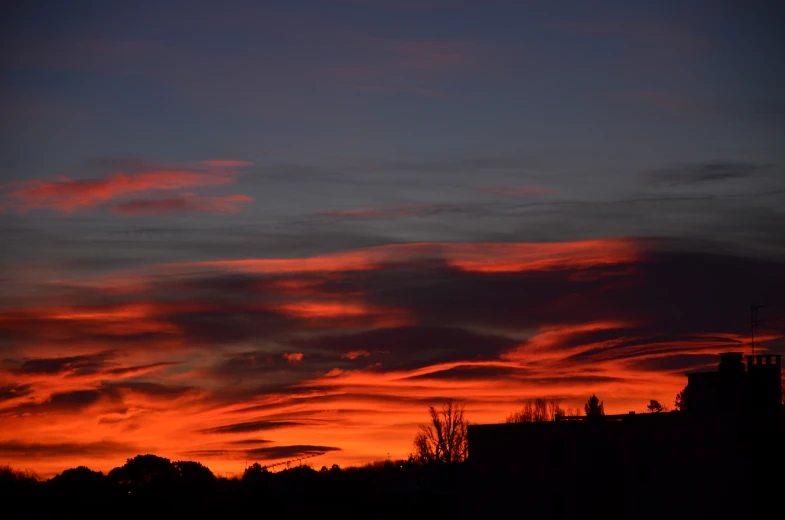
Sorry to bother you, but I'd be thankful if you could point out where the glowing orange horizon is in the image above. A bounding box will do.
[1,237,780,480]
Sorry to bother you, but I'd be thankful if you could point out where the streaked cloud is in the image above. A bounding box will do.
[319,205,425,219]
[164,239,639,275]
[112,194,254,216]
[474,185,555,196]
[645,161,770,186]
[200,421,308,434]
[0,160,252,215]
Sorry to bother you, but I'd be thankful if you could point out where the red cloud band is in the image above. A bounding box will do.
[165,239,639,274]
[1,160,251,214]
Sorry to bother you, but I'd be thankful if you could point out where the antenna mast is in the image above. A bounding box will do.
[751,305,758,356]
[750,304,781,357]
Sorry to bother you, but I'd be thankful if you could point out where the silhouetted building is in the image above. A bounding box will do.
[464,353,783,520]
[686,352,782,416]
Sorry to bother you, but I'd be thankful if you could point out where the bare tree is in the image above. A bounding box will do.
[413,400,468,464]
[646,399,664,413]
[506,398,569,423]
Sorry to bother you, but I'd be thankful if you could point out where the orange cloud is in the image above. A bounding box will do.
[1,160,252,214]
[441,240,638,273]
[2,170,234,212]
[342,350,371,360]
[165,239,638,275]
[270,302,380,318]
[265,301,412,329]
[283,353,304,363]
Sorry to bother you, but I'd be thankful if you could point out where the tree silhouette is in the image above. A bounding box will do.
[584,394,605,417]
[51,466,105,486]
[413,399,468,464]
[506,398,567,423]
[242,462,271,483]
[108,454,179,490]
[675,385,690,412]
[647,399,664,413]
[48,466,110,503]
[173,460,215,483]
[0,465,38,485]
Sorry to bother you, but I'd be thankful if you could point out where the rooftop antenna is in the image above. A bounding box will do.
[751,304,782,356]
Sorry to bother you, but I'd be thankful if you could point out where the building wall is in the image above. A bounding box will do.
[463,355,782,520]
[464,412,781,520]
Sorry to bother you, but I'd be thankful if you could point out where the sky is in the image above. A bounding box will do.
[1,0,784,477]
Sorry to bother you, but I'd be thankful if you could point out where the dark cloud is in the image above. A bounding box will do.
[180,449,234,458]
[231,389,462,416]
[403,365,527,381]
[0,440,137,457]
[625,353,721,373]
[181,443,340,461]
[104,362,178,377]
[0,383,32,401]
[199,420,306,434]
[243,444,341,460]
[164,306,303,345]
[49,389,103,408]
[645,161,768,186]
[528,375,626,386]
[226,439,273,445]
[301,326,519,368]
[3,351,176,382]
[0,380,198,418]
[563,333,747,368]
[100,381,198,397]
[11,351,113,376]
[358,249,785,342]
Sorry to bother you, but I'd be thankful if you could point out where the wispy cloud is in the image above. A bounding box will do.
[0,440,139,457]
[164,239,638,274]
[474,185,555,196]
[318,204,428,219]
[197,160,253,168]
[200,420,307,434]
[1,160,252,215]
[556,19,707,59]
[112,194,254,216]
[645,161,769,186]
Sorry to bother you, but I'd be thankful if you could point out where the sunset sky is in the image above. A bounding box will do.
[1,0,784,478]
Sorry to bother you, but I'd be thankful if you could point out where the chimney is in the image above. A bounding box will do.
[719,352,744,374]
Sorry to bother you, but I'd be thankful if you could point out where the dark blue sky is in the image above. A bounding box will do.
[3,1,784,176]
[2,1,784,265]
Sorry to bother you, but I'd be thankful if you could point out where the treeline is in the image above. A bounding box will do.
[3,392,688,518]
[1,455,466,520]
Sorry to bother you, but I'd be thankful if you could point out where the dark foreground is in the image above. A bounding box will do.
[2,459,466,520]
